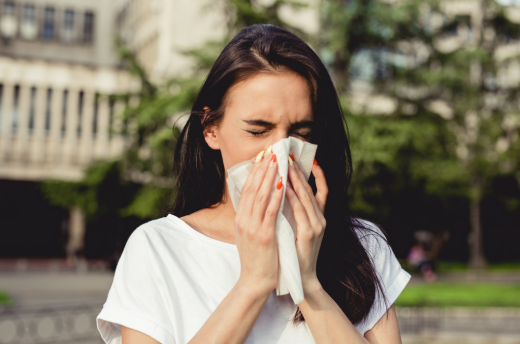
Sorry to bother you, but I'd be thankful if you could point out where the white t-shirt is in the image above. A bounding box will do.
[96,214,411,344]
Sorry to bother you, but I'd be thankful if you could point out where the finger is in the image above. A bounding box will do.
[311,162,328,214]
[251,153,278,225]
[288,159,322,225]
[243,152,263,185]
[292,159,321,214]
[263,174,284,229]
[236,152,262,221]
[285,181,311,232]
[238,150,269,219]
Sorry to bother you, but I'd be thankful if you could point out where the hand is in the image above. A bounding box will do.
[234,148,285,298]
[285,157,328,292]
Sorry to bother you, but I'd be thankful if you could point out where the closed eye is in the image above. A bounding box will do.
[246,130,312,138]
[246,130,270,136]
[297,132,312,139]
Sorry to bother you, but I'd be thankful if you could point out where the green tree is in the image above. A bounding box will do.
[323,0,520,267]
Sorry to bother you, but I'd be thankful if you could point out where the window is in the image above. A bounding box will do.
[43,7,55,39]
[21,4,37,40]
[23,5,35,21]
[83,11,94,43]
[63,9,74,42]
[3,1,15,15]
[1,2,17,39]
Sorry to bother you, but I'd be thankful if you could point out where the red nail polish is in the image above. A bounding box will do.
[276,176,283,190]
[313,159,318,165]
[270,154,277,162]
[289,153,295,161]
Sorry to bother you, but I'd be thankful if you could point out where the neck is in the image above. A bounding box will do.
[205,181,237,240]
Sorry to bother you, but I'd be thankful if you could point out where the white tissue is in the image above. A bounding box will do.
[226,137,318,305]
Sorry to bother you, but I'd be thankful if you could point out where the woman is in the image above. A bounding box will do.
[97,24,410,344]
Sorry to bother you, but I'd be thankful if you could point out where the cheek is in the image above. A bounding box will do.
[217,126,265,168]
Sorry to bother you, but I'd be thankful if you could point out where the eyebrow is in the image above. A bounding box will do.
[242,119,314,129]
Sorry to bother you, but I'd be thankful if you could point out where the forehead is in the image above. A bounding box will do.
[224,71,313,122]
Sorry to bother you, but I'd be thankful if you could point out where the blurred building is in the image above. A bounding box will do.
[0,0,133,263]
[0,0,131,182]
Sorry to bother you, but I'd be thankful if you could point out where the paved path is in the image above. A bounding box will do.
[0,271,114,307]
[409,271,520,285]
[0,272,113,344]
[402,333,520,344]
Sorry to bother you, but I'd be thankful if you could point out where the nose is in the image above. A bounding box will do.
[268,128,290,148]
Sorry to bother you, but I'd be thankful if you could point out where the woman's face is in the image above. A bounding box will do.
[205,71,314,172]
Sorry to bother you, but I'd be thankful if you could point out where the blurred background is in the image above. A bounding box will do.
[0,0,519,343]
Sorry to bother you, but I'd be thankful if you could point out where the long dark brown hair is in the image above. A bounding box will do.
[171,24,387,326]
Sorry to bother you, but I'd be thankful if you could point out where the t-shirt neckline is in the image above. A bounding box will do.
[166,214,238,251]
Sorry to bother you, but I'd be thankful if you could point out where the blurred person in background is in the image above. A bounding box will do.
[96,24,411,344]
[407,243,438,283]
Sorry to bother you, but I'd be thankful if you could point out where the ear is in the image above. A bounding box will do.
[201,106,220,150]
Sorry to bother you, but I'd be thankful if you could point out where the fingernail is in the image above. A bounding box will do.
[288,156,293,167]
[276,176,283,190]
[269,153,276,168]
[255,150,265,164]
[266,145,273,155]
[313,158,318,166]
[289,153,295,161]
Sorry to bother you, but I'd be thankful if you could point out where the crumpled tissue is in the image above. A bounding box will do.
[226,137,318,304]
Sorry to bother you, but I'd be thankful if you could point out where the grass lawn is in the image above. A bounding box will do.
[396,282,520,308]
[399,260,520,273]
[436,261,520,272]
[0,290,12,306]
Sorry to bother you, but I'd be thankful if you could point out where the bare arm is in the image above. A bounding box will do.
[186,280,271,343]
[122,279,271,344]
[298,280,402,344]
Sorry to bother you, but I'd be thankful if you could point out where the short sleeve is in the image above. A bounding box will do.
[96,227,176,344]
[355,220,411,335]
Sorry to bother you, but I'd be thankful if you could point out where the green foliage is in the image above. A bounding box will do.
[400,260,520,273]
[41,161,152,219]
[324,0,520,265]
[324,0,520,184]
[121,186,176,219]
[396,282,520,307]
[0,290,12,307]
[226,0,310,40]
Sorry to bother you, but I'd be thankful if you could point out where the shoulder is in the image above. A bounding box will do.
[350,218,407,288]
[351,218,389,255]
[125,215,195,250]
[129,217,167,241]
[98,217,177,344]
[350,218,412,334]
